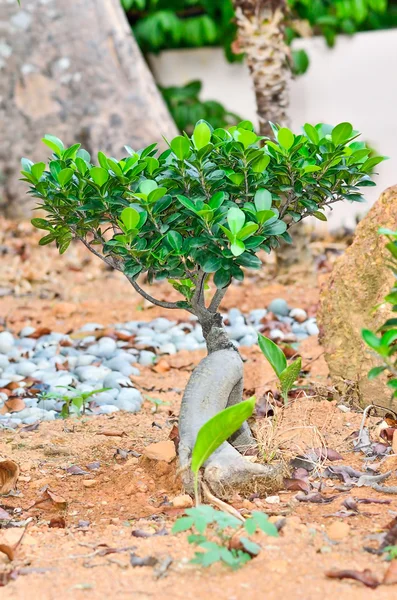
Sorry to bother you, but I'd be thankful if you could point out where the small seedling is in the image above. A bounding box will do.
[258,333,301,403]
[172,505,278,569]
[38,386,110,418]
[190,396,255,505]
[384,545,397,561]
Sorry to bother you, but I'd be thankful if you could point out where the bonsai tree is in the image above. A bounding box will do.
[21,119,384,498]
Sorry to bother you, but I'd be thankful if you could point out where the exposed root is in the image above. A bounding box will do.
[201,481,245,522]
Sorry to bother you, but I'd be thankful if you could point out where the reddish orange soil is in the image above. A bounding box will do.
[1,218,396,599]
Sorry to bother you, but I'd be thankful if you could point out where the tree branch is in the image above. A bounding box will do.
[191,270,206,311]
[208,287,228,313]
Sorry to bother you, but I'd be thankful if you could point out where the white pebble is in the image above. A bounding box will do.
[0,331,14,354]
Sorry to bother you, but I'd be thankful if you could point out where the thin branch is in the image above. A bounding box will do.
[77,235,194,313]
[125,274,195,313]
[208,287,228,313]
[191,270,206,311]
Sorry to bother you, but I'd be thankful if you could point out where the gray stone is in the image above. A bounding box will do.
[268,298,290,316]
[289,308,308,323]
[89,337,117,358]
[0,331,14,354]
[16,338,36,350]
[75,365,110,382]
[20,326,36,337]
[79,323,104,332]
[15,361,37,377]
[102,371,133,390]
[305,322,319,336]
[158,343,177,355]
[239,334,257,347]
[11,11,32,31]
[0,355,10,370]
[151,317,175,333]
[90,390,118,406]
[76,354,98,367]
[97,405,119,414]
[228,325,249,341]
[269,329,285,341]
[249,309,268,323]
[138,351,156,366]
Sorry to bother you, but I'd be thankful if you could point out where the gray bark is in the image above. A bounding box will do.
[0,0,177,217]
[178,313,283,500]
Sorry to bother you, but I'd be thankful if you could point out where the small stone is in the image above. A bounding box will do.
[83,480,97,488]
[265,495,280,504]
[305,322,319,336]
[269,329,285,341]
[102,371,132,389]
[268,298,289,316]
[11,11,32,31]
[337,404,350,413]
[0,331,14,354]
[143,441,176,463]
[172,494,193,509]
[97,405,119,414]
[75,366,110,382]
[15,361,37,377]
[289,308,307,323]
[138,351,156,366]
[20,326,36,337]
[158,343,177,355]
[327,521,350,541]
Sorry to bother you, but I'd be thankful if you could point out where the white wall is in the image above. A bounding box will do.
[149,29,397,229]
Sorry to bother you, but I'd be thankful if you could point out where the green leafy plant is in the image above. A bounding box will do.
[172,505,278,569]
[258,333,302,403]
[38,386,110,418]
[22,118,383,495]
[362,228,397,402]
[191,396,255,504]
[161,81,241,135]
[384,545,397,560]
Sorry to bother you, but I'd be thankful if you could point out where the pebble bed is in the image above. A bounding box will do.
[0,298,318,428]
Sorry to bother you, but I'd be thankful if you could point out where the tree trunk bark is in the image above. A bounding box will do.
[0,0,177,217]
[178,309,284,500]
[232,0,291,137]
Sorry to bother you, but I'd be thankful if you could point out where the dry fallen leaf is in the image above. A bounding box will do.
[383,560,397,585]
[326,568,380,588]
[27,327,52,339]
[393,430,397,454]
[0,460,20,495]
[153,359,170,374]
[0,397,26,414]
[0,507,12,520]
[95,430,127,437]
[313,448,343,461]
[296,491,336,504]
[284,478,311,493]
[31,488,67,510]
[0,528,27,562]
[66,465,89,476]
[48,517,66,529]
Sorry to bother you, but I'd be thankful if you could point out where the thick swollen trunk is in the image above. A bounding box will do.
[0,0,177,217]
[178,310,283,499]
[233,0,290,137]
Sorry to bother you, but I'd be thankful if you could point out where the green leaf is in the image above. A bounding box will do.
[362,329,382,350]
[233,128,258,149]
[237,253,262,269]
[58,168,74,187]
[191,397,256,476]
[140,179,158,196]
[209,191,226,210]
[262,220,287,235]
[214,268,231,289]
[166,230,183,252]
[292,49,309,75]
[254,189,272,212]
[42,134,64,155]
[312,211,327,221]
[237,223,259,241]
[361,156,386,173]
[120,207,140,231]
[279,357,301,399]
[231,239,245,256]
[170,135,191,160]
[368,366,387,380]
[90,167,109,187]
[257,334,287,377]
[277,128,294,150]
[147,187,167,203]
[31,162,45,181]
[172,517,195,533]
[245,511,278,537]
[331,122,353,145]
[31,218,51,230]
[239,537,261,556]
[201,255,222,273]
[303,123,319,145]
[176,194,197,212]
[251,154,270,173]
[227,207,245,235]
[39,233,56,246]
[192,122,211,150]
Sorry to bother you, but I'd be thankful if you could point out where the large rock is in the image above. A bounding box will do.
[318,186,397,410]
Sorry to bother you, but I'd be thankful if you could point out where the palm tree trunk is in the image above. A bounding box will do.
[233,0,290,136]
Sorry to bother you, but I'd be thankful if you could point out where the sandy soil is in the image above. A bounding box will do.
[1,217,396,599]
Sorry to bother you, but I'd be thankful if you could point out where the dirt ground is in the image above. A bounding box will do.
[1,217,397,599]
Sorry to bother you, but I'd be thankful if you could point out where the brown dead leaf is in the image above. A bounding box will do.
[326,568,380,588]
[168,424,180,452]
[393,430,397,454]
[0,569,18,587]
[31,488,67,510]
[0,460,20,494]
[0,388,11,397]
[0,528,27,562]
[380,428,397,443]
[20,422,40,433]
[27,327,51,339]
[383,560,397,585]
[313,448,343,461]
[0,397,26,414]
[296,491,336,504]
[48,517,66,528]
[95,430,127,437]
[66,465,89,476]
[153,359,170,374]
[284,478,311,493]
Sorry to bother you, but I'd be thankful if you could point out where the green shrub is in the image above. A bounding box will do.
[22,120,384,314]
[362,228,397,401]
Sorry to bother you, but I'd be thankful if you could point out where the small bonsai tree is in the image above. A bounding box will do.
[22,120,384,497]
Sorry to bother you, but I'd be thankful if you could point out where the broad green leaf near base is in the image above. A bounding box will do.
[279,357,302,398]
[191,396,256,476]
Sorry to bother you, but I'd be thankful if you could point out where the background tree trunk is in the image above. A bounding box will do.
[232,0,291,137]
[0,0,177,217]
